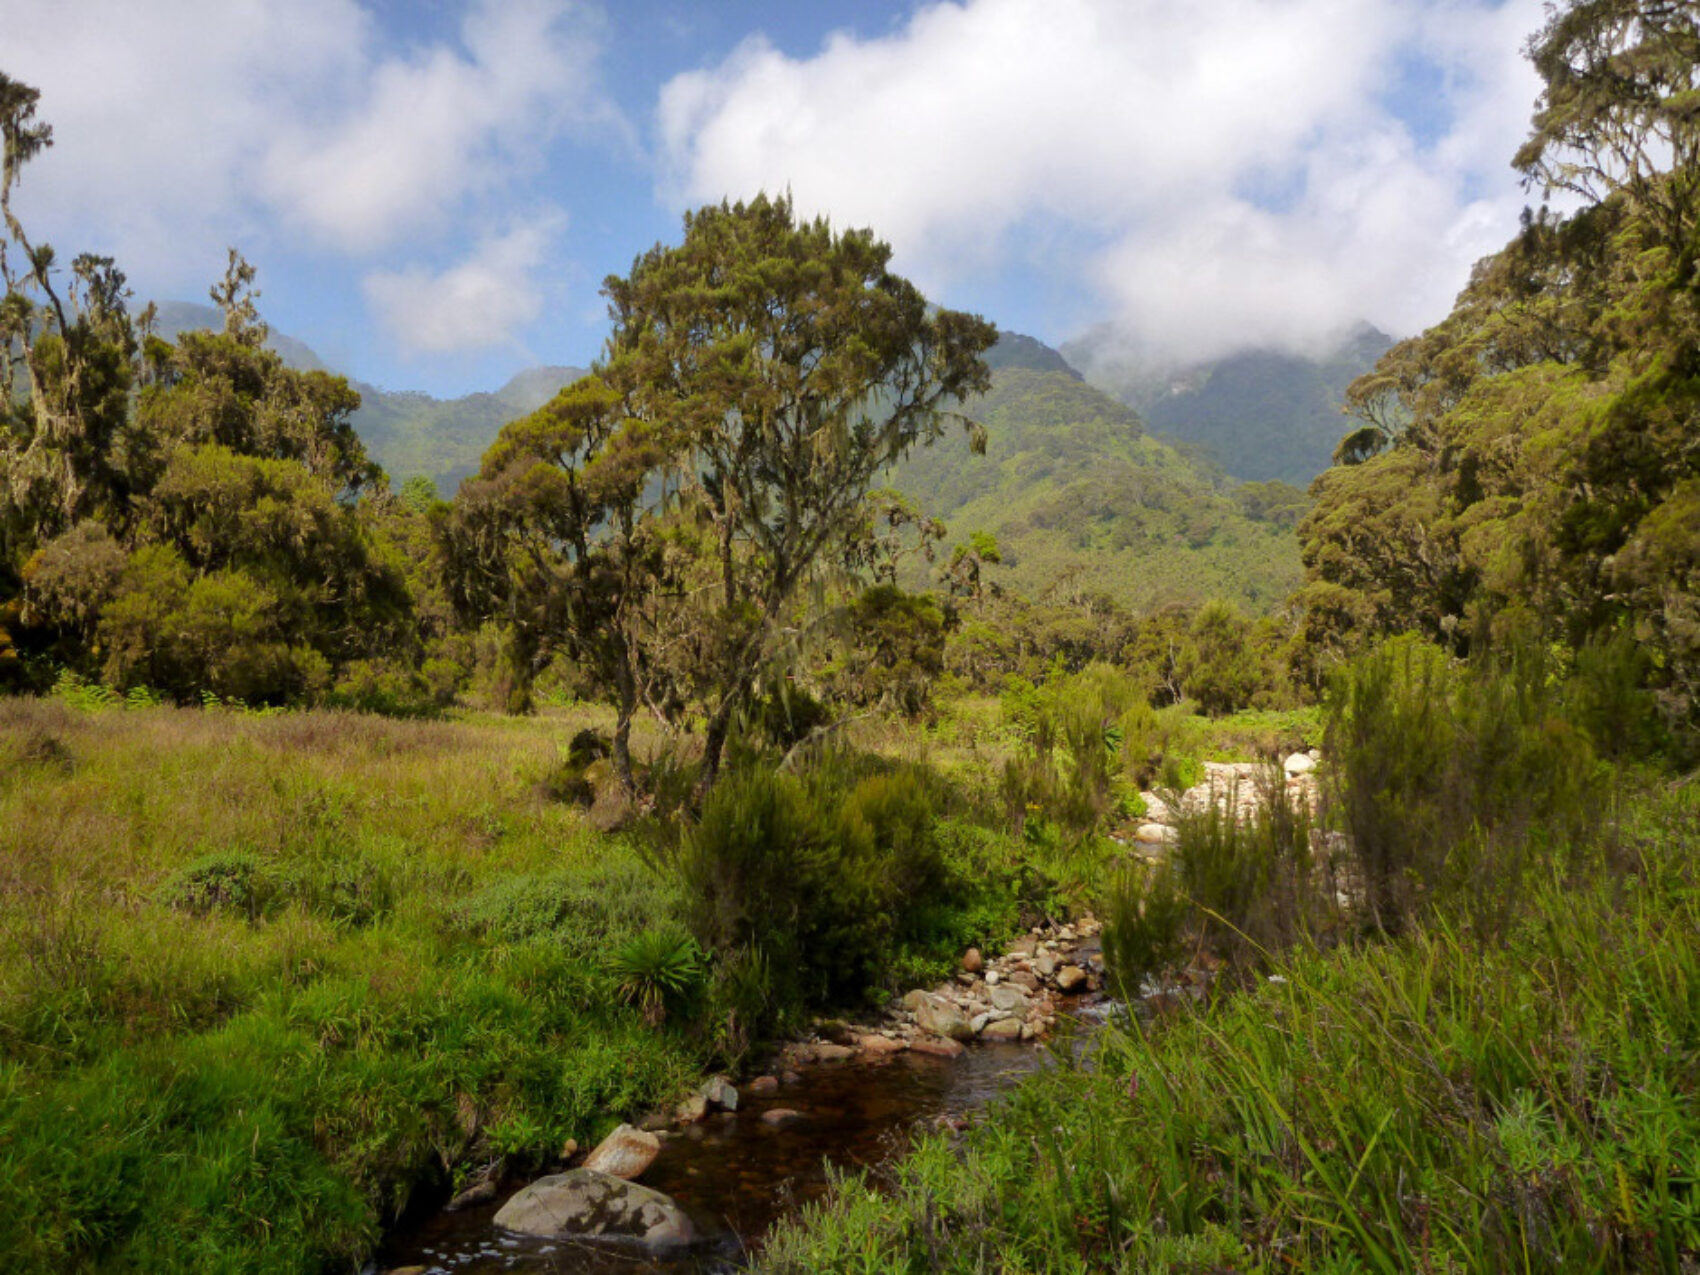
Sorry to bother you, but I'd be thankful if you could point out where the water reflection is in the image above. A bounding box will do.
[376,1021,1092,1275]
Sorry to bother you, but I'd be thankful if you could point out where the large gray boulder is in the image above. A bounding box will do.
[493,1169,697,1250]
[902,990,973,1041]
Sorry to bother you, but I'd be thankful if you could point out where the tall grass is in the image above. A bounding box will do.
[760,780,1700,1273]
[0,698,699,1272]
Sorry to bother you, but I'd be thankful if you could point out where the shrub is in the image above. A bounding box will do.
[1326,635,1607,933]
[1171,766,1316,958]
[609,929,706,1026]
[1101,858,1188,993]
[678,768,892,1007]
[156,850,284,922]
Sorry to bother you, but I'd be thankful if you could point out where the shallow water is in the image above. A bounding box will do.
[375,1005,1101,1275]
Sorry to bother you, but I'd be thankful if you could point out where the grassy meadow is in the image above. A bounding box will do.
[0,697,706,1272]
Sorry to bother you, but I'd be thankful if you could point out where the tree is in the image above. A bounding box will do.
[451,194,996,794]
[604,194,996,793]
[1516,0,1700,248]
[1306,0,1700,749]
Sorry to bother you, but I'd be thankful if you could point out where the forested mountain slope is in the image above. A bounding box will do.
[148,302,582,496]
[889,336,1305,613]
[1061,322,1393,484]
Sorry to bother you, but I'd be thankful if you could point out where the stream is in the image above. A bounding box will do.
[374,996,1110,1275]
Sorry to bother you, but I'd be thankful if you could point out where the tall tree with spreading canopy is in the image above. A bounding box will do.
[1301,0,1700,747]
[451,193,996,792]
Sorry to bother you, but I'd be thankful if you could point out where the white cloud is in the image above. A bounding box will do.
[657,0,1551,361]
[362,220,558,355]
[1,0,613,298]
[261,0,614,252]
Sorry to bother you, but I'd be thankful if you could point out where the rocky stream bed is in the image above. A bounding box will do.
[371,754,1322,1274]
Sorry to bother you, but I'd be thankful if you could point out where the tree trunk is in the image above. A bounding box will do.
[692,700,735,806]
[612,662,638,794]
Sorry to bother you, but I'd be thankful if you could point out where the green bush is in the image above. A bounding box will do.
[609,929,706,1026]
[1327,635,1607,933]
[679,768,892,1007]
[1172,767,1315,958]
[156,850,285,922]
[1101,858,1188,993]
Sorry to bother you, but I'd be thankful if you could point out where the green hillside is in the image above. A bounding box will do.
[348,365,585,497]
[889,339,1304,613]
[1061,323,1392,485]
[146,301,582,496]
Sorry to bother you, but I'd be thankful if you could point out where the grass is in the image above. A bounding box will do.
[758,779,1700,1273]
[0,697,700,1272]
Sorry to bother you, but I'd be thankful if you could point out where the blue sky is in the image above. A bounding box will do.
[3,0,1548,396]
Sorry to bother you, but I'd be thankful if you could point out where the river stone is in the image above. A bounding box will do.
[910,1036,964,1058]
[962,947,983,973]
[761,1108,804,1127]
[814,1043,855,1062]
[990,984,1030,1012]
[746,1075,780,1096]
[493,1169,696,1250]
[908,992,973,1041]
[701,1075,739,1111]
[1035,951,1058,978]
[582,1124,660,1180]
[985,969,1001,986]
[858,1033,905,1055]
[674,1093,709,1124]
[1055,965,1089,994]
[981,1016,1023,1041]
[1135,822,1177,845]
[1008,970,1041,992]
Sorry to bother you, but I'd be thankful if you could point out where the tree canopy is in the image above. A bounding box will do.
[447,193,996,791]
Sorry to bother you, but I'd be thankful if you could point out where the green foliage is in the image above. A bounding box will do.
[609,929,706,1026]
[1002,662,1150,831]
[761,780,1700,1274]
[1171,768,1315,957]
[155,849,284,922]
[1327,635,1607,932]
[672,762,1025,1021]
[891,363,1304,615]
[1300,22,1700,747]
[1100,858,1188,993]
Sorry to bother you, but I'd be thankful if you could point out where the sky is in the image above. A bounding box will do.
[1,0,1551,397]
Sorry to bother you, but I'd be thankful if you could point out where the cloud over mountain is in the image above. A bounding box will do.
[658,0,1549,361]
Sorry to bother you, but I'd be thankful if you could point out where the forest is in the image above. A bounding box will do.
[2,1,1699,1271]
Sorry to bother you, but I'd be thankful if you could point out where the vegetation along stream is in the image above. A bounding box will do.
[375,995,1110,1275]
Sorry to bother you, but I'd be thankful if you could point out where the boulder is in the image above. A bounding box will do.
[1284,752,1317,777]
[906,992,973,1041]
[700,1075,739,1112]
[493,1169,696,1251]
[1055,965,1089,994]
[1135,822,1177,846]
[582,1124,660,1180]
